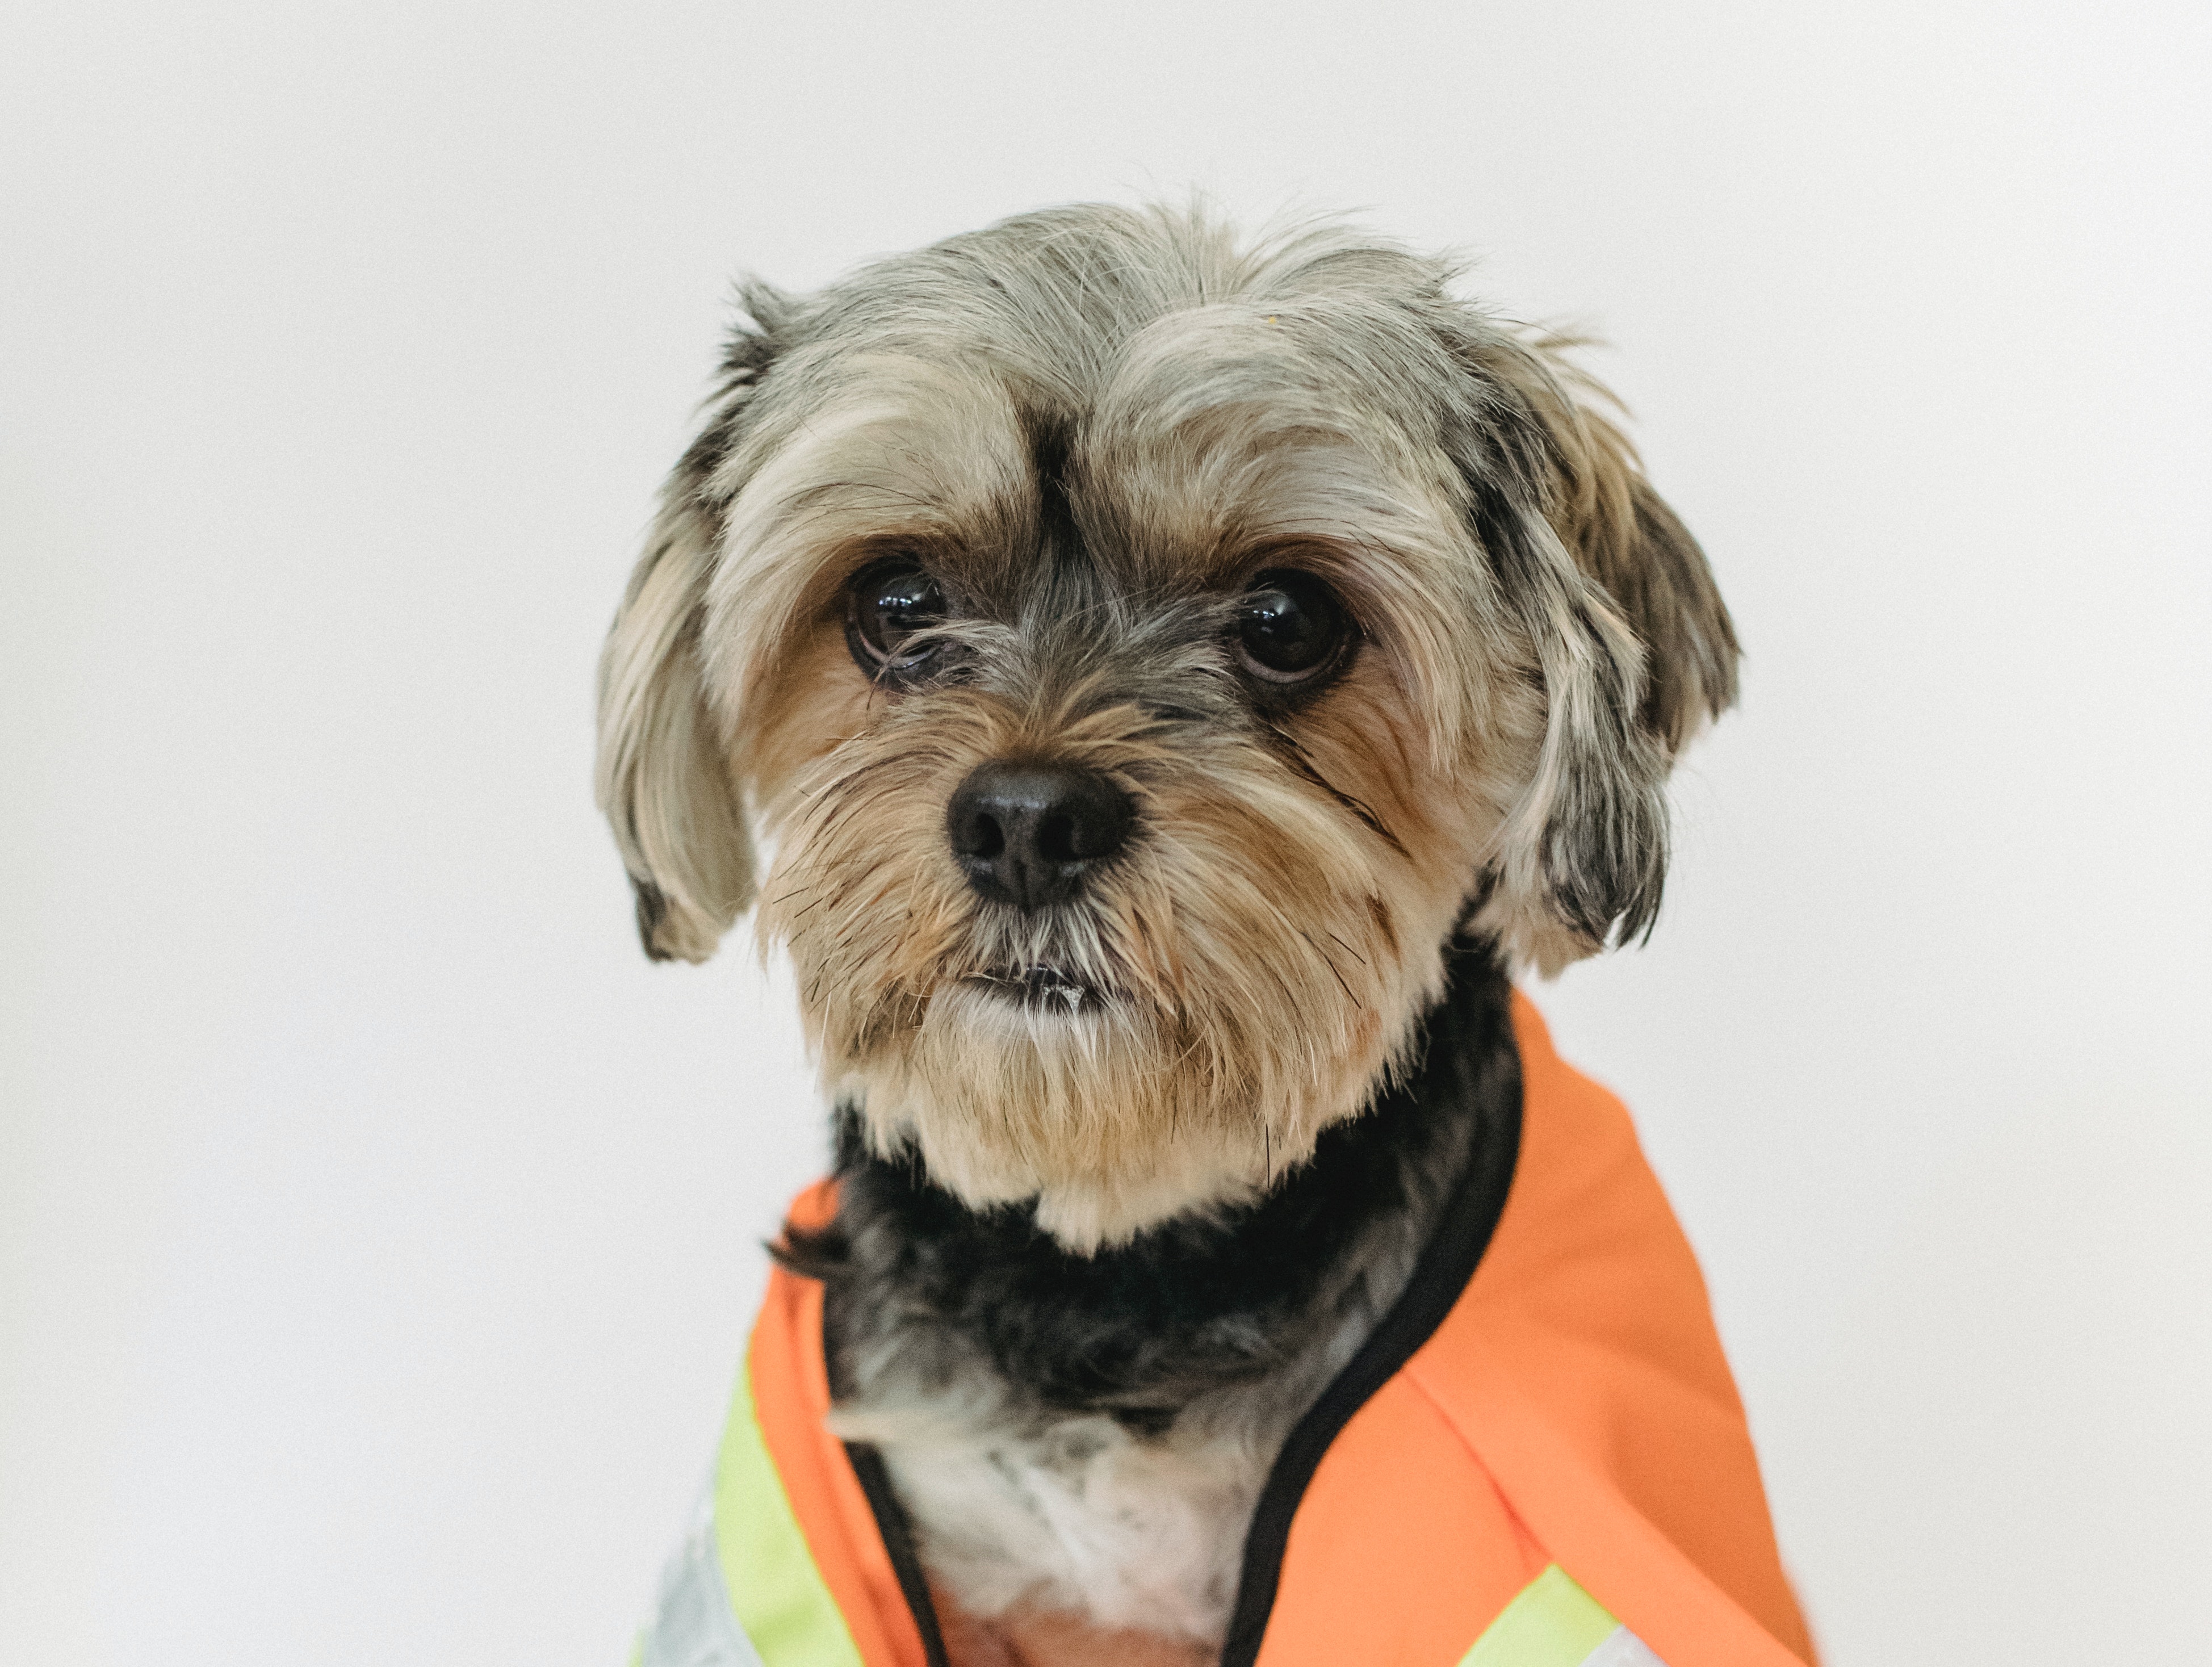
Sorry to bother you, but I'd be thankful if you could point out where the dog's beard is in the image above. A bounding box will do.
[852,987,1281,1247]
[824,944,1430,1253]
[757,696,1469,1251]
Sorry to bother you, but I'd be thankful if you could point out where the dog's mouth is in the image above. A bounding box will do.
[967,963,1114,1014]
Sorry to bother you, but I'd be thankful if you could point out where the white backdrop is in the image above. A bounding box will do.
[5,3,2207,1662]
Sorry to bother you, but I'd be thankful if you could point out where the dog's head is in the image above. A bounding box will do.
[598,205,1736,1248]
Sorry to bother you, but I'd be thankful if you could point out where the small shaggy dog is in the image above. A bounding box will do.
[601,204,1802,1667]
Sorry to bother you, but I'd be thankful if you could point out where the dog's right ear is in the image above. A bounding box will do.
[595,308,785,962]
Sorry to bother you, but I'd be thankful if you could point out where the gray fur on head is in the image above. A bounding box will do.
[597,202,1736,979]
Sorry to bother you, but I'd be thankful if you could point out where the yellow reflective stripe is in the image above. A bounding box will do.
[1459,1564,1623,1667]
[713,1337,867,1667]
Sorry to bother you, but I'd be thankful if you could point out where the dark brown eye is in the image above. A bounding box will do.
[847,559,949,680]
[1231,569,1352,687]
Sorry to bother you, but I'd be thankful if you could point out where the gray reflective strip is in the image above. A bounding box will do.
[639,1482,765,1667]
[1582,1628,1665,1667]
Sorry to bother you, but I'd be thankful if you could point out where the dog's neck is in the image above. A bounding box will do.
[789,940,1511,1425]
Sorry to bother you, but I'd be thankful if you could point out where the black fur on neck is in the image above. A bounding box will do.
[778,936,1520,1435]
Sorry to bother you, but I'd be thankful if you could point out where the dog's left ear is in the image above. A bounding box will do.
[596,484,755,963]
[1451,331,1741,972]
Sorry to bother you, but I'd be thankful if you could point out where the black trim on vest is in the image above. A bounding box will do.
[843,1438,954,1667]
[1216,980,1523,1667]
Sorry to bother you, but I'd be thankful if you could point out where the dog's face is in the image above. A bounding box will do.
[598,207,1737,1248]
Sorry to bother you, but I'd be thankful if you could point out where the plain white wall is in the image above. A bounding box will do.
[4,2,2207,1661]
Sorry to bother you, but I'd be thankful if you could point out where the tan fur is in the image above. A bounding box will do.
[752,665,1482,1248]
[722,370,1530,1243]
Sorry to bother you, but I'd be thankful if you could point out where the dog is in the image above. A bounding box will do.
[601,204,1807,1667]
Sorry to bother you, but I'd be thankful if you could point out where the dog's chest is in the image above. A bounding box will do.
[862,1402,1270,1647]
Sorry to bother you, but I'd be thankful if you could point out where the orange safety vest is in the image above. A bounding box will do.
[636,995,1817,1667]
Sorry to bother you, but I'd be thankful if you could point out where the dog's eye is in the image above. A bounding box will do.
[1231,569,1353,688]
[847,559,950,680]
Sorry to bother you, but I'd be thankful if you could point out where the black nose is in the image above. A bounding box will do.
[946,760,1134,910]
